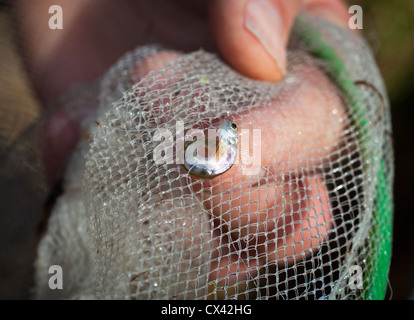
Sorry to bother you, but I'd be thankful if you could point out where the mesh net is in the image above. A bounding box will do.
[32,15,393,300]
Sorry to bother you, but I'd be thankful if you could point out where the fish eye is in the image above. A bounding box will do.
[231,122,237,130]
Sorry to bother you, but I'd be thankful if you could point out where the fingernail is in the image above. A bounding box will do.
[245,0,287,76]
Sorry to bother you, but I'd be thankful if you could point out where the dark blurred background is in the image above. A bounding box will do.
[0,0,413,299]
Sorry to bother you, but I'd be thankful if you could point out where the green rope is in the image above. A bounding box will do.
[295,16,392,300]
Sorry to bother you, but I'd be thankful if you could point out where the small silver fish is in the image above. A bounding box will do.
[182,120,238,179]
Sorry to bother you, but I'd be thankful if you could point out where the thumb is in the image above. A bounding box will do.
[209,0,303,82]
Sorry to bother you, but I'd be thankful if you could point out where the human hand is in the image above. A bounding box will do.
[15,0,354,292]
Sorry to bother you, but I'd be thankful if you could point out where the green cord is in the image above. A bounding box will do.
[295,16,393,300]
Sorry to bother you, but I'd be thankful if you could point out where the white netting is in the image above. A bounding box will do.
[34,15,393,300]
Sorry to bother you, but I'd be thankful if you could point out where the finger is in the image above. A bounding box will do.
[208,175,333,282]
[304,0,353,31]
[41,81,100,185]
[199,57,346,193]
[209,0,303,82]
[42,110,83,185]
[266,175,332,265]
[42,50,180,184]
[131,51,181,83]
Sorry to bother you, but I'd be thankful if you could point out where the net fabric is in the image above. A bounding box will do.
[34,15,393,300]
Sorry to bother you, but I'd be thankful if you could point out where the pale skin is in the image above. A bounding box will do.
[14,0,354,287]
